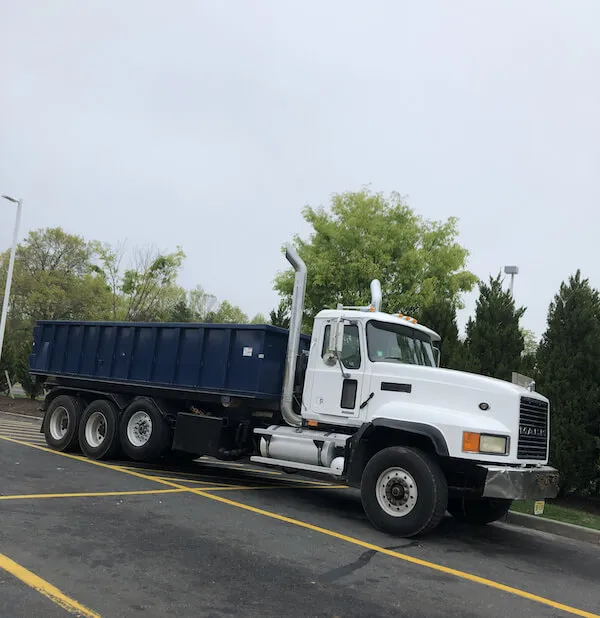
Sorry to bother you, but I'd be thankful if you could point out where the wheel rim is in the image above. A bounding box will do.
[85,411,107,448]
[127,411,153,447]
[375,466,419,517]
[49,406,69,441]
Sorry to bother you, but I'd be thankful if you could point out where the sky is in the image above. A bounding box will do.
[1,1,599,340]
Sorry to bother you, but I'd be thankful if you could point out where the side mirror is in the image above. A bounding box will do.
[329,318,345,354]
[433,347,441,367]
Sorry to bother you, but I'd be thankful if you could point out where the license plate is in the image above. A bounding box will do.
[534,500,545,515]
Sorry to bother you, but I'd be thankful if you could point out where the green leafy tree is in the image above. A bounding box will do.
[536,271,600,496]
[0,227,112,396]
[95,243,186,321]
[250,313,268,324]
[463,274,525,381]
[274,189,477,328]
[520,328,538,377]
[206,300,248,324]
[166,298,194,322]
[419,300,465,370]
[187,285,218,320]
[2,228,112,322]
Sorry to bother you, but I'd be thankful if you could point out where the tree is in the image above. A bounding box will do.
[250,313,268,324]
[418,300,465,370]
[95,243,186,321]
[0,227,112,397]
[1,228,112,322]
[536,271,600,496]
[463,274,525,381]
[520,328,538,377]
[269,301,290,329]
[274,189,477,328]
[187,285,218,320]
[206,300,248,324]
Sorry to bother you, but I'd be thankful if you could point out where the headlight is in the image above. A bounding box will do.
[462,432,509,455]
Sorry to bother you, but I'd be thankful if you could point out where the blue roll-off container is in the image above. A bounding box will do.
[29,321,311,401]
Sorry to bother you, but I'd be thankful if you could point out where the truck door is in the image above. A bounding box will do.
[307,320,366,421]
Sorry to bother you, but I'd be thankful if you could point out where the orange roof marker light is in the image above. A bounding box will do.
[396,313,418,324]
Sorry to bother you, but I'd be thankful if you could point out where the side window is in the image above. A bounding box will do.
[321,323,361,369]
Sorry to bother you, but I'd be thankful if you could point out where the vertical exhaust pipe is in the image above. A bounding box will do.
[281,243,306,427]
[370,279,382,312]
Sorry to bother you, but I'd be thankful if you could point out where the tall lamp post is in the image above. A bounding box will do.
[504,265,519,297]
[0,195,23,367]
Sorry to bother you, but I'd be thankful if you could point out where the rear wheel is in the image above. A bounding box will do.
[79,399,121,460]
[119,398,171,462]
[447,497,512,525]
[44,395,83,452]
[360,446,448,537]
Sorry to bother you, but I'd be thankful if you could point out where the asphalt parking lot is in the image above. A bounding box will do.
[1,410,599,618]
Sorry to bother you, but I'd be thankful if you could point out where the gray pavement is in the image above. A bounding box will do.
[1,411,599,618]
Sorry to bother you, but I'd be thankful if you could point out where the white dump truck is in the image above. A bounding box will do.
[32,244,560,537]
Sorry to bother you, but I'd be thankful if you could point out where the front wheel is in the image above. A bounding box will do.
[447,497,512,525]
[360,446,448,537]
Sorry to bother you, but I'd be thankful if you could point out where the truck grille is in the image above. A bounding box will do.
[518,396,549,460]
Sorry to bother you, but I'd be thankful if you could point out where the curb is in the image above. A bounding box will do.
[503,510,600,545]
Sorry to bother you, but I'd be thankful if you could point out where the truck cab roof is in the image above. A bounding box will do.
[315,309,442,342]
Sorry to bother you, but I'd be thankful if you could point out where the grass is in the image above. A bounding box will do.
[510,500,600,531]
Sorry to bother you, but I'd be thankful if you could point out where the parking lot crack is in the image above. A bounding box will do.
[318,542,420,583]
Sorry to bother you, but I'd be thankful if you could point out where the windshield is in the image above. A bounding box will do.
[366,320,436,367]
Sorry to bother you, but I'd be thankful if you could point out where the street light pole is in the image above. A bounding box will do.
[0,195,23,367]
[504,265,519,297]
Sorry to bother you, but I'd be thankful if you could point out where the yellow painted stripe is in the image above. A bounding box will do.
[0,434,597,618]
[0,552,100,618]
[203,484,349,492]
[0,489,188,501]
[152,475,247,487]
[151,475,344,490]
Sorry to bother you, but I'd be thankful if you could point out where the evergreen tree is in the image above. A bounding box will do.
[464,274,525,381]
[419,300,464,369]
[269,301,290,329]
[536,271,600,495]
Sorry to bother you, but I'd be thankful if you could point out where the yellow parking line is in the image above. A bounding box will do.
[204,484,349,491]
[0,489,188,501]
[147,474,347,491]
[1,433,598,618]
[0,552,100,618]
[152,475,246,486]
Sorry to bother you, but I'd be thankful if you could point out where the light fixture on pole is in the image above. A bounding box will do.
[504,265,519,297]
[0,195,23,368]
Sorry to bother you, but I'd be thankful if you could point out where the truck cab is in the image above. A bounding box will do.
[251,246,559,537]
[303,310,441,427]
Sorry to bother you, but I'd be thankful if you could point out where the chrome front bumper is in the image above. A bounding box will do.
[481,465,560,500]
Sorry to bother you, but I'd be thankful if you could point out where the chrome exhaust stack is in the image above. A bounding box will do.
[281,243,306,427]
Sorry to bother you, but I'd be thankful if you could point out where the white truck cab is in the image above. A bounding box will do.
[251,245,559,537]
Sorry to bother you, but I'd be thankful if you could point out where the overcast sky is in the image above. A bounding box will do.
[1,1,599,339]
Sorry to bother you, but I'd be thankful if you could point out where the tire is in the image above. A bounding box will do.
[447,497,512,525]
[119,398,171,462]
[43,395,83,452]
[360,446,448,537]
[79,399,121,461]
